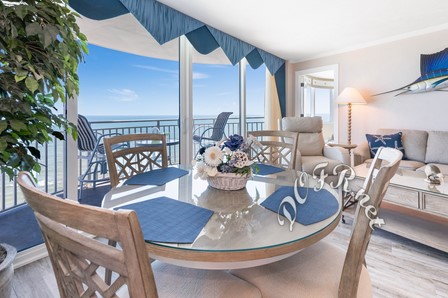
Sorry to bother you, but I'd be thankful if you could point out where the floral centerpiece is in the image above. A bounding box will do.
[193,134,259,190]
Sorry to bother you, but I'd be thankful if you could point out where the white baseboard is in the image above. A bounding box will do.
[13,244,48,269]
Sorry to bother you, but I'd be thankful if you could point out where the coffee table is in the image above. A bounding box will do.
[103,166,342,269]
[350,164,448,252]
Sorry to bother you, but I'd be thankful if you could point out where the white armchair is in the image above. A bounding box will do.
[281,116,350,183]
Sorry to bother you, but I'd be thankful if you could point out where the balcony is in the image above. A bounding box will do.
[0,116,264,212]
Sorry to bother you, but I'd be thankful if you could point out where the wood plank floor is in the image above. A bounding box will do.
[11,210,448,297]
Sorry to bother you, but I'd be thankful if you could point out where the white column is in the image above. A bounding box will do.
[64,95,78,200]
[239,59,247,136]
[179,36,193,164]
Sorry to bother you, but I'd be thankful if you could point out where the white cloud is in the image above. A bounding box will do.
[107,88,139,102]
[193,72,209,80]
[133,64,177,74]
[133,64,208,80]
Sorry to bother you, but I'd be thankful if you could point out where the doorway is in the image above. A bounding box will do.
[295,65,338,142]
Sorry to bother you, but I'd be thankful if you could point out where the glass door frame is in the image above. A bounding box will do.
[294,64,339,142]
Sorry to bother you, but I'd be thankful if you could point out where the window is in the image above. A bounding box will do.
[299,74,335,142]
[246,64,266,131]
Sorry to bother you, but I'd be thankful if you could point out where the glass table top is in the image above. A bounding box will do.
[103,165,341,269]
[354,164,448,196]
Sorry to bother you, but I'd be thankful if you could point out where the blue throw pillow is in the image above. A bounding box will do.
[366,132,405,158]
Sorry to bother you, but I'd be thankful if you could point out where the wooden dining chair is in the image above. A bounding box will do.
[248,130,298,169]
[231,147,403,297]
[17,172,262,298]
[104,133,169,188]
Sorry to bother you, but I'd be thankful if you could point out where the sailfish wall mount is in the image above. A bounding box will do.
[375,48,448,96]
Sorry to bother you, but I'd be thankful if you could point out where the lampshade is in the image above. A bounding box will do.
[336,87,366,104]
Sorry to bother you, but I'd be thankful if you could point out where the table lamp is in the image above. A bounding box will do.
[336,87,366,144]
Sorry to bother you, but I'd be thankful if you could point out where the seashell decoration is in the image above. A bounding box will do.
[424,164,443,185]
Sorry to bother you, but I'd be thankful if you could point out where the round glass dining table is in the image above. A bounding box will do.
[102,165,342,269]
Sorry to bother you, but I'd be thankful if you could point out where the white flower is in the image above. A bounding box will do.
[232,151,253,168]
[204,146,224,167]
[194,161,210,179]
[207,166,218,177]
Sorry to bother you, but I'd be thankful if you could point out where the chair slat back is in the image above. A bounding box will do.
[338,147,402,297]
[248,130,298,169]
[77,114,98,152]
[209,112,233,141]
[104,133,168,188]
[17,172,158,298]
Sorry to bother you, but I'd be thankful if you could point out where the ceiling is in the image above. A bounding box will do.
[158,0,448,62]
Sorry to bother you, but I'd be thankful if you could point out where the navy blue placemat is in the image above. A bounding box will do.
[124,167,189,186]
[117,196,213,243]
[261,186,339,225]
[253,163,285,175]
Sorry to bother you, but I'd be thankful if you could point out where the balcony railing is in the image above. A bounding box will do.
[0,116,264,212]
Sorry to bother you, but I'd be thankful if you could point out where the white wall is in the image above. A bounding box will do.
[287,29,448,144]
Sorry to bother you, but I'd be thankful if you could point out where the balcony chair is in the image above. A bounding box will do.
[247,130,299,169]
[231,147,402,297]
[192,112,233,150]
[17,172,261,298]
[103,133,169,188]
[281,116,350,184]
[77,114,125,200]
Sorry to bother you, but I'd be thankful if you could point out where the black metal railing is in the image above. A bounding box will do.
[0,116,264,212]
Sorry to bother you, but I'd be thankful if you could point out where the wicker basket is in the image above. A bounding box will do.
[207,172,250,190]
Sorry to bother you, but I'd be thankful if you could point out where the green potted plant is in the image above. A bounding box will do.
[0,243,17,297]
[0,0,87,179]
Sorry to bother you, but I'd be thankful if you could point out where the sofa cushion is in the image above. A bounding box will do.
[364,159,425,171]
[301,155,343,175]
[416,163,448,176]
[366,132,405,158]
[425,131,448,164]
[378,129,428,162]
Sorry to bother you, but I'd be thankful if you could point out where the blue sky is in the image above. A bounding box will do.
[78,45,265,117]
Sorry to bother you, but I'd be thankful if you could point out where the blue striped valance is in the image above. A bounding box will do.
[69,0,286,116]
[69,0,284,75]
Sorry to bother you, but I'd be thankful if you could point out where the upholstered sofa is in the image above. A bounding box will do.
[354,128,448,175]
[281,116,350,183]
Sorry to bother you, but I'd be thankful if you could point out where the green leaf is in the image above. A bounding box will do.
[0,139,7,152]
[16,69,29,77]
[7,153,21,168]
[11,24,18,38]
[0,121,7,133]
[33,162,41,173]
[2,168,14,181]
[15,75,27,82]
[14,5,28,20]
[25,77,38,93]
[9,120,28,132]
[25,22,42,36]
[35,114,52,125]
